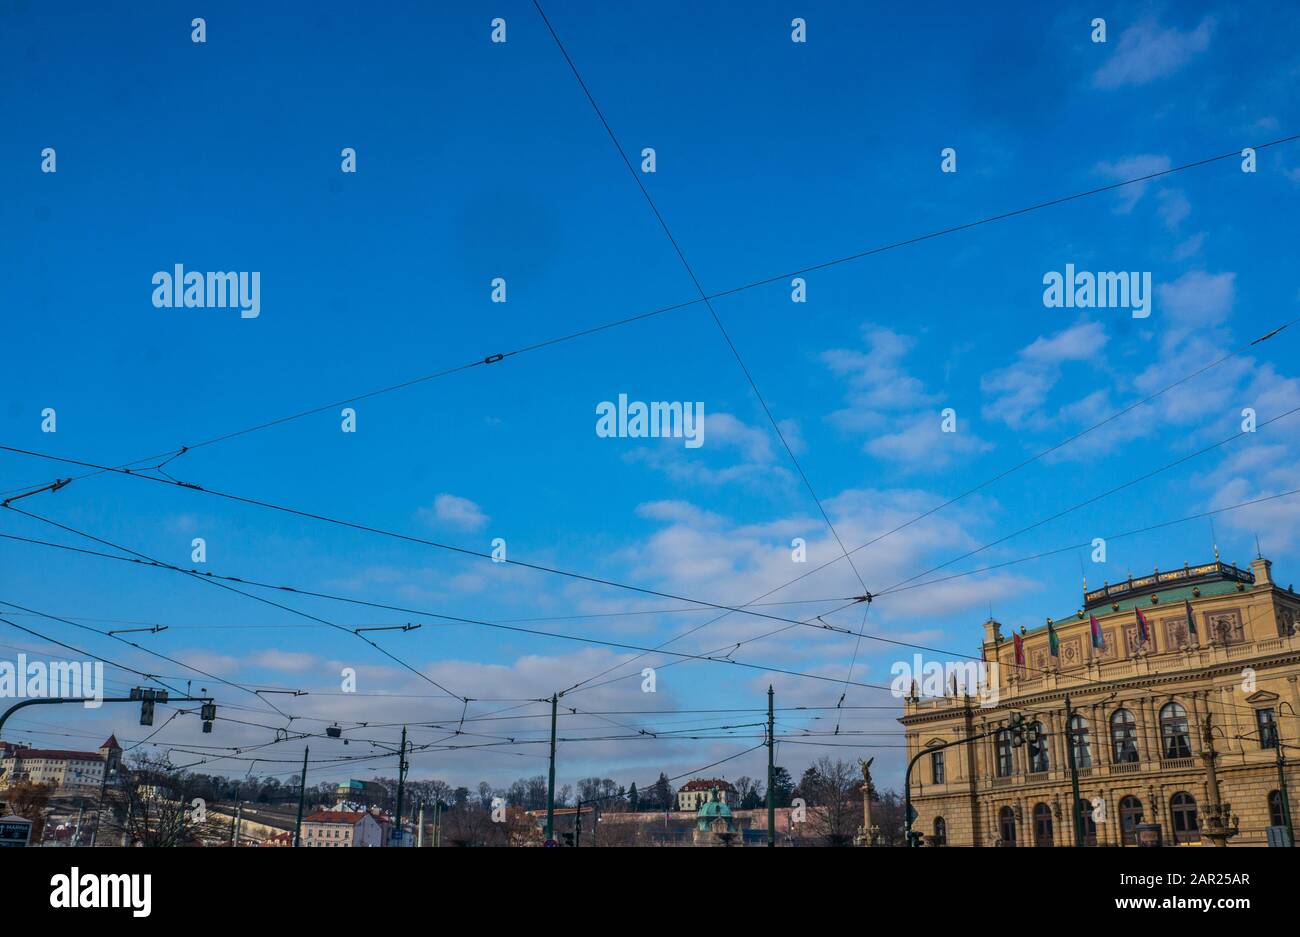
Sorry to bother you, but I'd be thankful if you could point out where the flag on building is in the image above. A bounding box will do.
[1090,614,1105,649]
[1048,621,1060,657]
[1013,632,1025,666]
[1135,606,1151,645]
[1185,598,1198,638]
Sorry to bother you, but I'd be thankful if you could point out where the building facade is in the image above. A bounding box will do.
[0,735,121,793]
[901,557,1300,846]
[677,778,740,811]
[301,809,386,847]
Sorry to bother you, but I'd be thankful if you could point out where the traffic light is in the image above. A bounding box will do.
[130,688,168,726]
[200,701,217,733]
[1007,711,1036,747]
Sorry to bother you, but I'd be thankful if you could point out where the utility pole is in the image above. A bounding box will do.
[1271,737,1295,846]
[1065,695,1085,847]
[293,746,309,847]
[416,800,424,847]
[394,725,408,847]
[545,693,558,844]
[574,799,583,848]
[232,800,243,848]
[767,685,775,847]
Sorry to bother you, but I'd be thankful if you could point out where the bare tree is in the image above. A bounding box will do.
[802,757,860,846]
[443,802,494,846]
[102,753,226,847]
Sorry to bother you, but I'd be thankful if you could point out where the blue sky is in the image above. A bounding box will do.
[2,1,1299,795]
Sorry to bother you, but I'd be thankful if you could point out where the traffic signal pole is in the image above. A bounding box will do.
[293,746,309,847]
[767,685,775,847]
[0,692,214,736]
[394,725,408,846]
[1065,695,1085,847]
[545,693,558,844]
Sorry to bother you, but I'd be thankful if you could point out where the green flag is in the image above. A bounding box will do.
[1048,621,1060,657]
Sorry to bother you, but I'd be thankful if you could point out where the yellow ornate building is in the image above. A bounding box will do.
[901,557,1300,846]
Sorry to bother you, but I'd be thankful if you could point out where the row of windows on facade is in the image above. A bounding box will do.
[928,705,1279,783]
[929,790,1289,846]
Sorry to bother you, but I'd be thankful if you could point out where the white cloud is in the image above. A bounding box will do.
[1156,270,1235,351]
[824,325,988,470]
[982,321,1108,430]
[1093,154,1171,213]
[1093,17,1214,90]
[418,493,489,532]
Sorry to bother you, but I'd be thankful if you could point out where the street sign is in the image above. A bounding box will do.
[0,816,33,848]
[544,839,558,848]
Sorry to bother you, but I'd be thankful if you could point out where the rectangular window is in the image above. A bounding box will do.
[931,750,945,784]
[1257,708,1279,749]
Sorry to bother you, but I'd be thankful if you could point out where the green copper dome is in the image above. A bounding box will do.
[695,786,735,832]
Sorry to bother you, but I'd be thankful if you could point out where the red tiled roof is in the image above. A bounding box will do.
[678,778,736,793]
[100,735,120,750]
[304,810,367,825]
[3,748,104,763]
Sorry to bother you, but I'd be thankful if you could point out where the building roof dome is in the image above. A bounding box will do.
[696,786,733,818]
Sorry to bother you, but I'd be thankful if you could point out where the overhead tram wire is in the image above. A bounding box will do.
[15,393,1275,702]
[870,403,1300,599]
[0,512,892,694]
[6,423,1300,729]
[531,0,876,706]
[10,295,1284,712]
[0,600,293,720]
[0,462,879,638]
[873,485,1300,599]
[3,132,1293,499]
[0,508,466,707]
[9,408,1300,727]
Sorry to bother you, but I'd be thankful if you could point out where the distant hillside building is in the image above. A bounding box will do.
[0,735,121,792]
[301,809,386,847]
[335,778,386,806]
[677,778,739,811]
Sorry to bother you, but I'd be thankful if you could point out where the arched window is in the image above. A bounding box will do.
[1077,798,1098,846]
[1070,714,1093,768]
[1033,802,1054,847]
[1268,790,1287,828]
[1119,795,1144,845]
[1160,703,1192,759]
[999,806,1017,846]
[1111,708,1140,763]
[932,816,947,846]
[995,729,1014,777]
[1170,791,1200,843]
[1027,721,1049,773]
